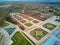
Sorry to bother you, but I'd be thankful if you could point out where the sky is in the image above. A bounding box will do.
[0,0,60,2]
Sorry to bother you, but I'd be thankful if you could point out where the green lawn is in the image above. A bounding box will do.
[25,23,33,27]
[32,20,39,23]
[0,22,10,27]
[0,33,3,41]
[20,20,26,23]
[30,28,47,40]
[12,32,31,45]
[55,19,60,22]
[43,23,56,30]
[27,18,33,20]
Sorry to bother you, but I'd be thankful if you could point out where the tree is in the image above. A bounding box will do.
[54,9,60,19]
[0,6,11,26]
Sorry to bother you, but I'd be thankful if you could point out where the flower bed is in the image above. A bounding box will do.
[25,23,33,27]
[20,20,26,23]
[43,23,56,30]
[30,28,47,40]
[27,18,33,20]
[32,20,39,23]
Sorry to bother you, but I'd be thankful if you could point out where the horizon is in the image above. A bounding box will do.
[0,0,60,3]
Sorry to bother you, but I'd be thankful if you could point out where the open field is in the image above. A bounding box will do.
[12,32,31,45]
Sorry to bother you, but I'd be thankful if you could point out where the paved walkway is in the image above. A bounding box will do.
[0,28,12,45]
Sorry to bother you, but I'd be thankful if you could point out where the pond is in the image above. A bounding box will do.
[4,28,15,35]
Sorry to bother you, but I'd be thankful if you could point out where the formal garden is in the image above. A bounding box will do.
[43,23,56,30]
[13,15,40,28]
[30,28,48,40]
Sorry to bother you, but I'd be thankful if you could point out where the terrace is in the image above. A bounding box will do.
[13,14,41,30]
[10,7,59,45]
[0,3,60,45]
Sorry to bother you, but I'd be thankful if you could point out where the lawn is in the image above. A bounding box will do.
[27,18,33,20]
[30,28,47,40]
[20,20,26,23]
[32,20,39,23]
[12,32,31,45]
[0,22,10,27]
[55,19,60,22]
[43,23,56,30]
[25,23,33,27]
[0,33,3,41]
